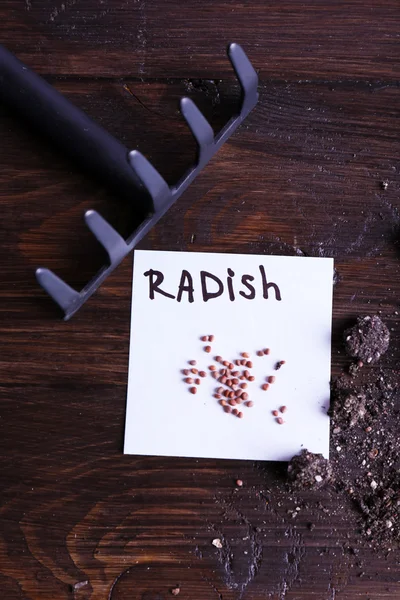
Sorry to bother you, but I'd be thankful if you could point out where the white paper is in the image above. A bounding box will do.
[124,250,333,461]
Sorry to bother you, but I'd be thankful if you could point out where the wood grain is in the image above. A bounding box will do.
[1,1,399,79]
[0,1,400,598]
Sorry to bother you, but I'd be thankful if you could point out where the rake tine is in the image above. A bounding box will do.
[128,150,171,213]
[228,43,259,116]
[36,268,80,313]
[180,97,214,165]
[84,209,128,265]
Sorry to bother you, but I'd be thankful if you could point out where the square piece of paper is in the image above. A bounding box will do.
[124,250,333,461]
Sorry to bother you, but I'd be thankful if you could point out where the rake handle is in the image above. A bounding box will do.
[0,45,149,208]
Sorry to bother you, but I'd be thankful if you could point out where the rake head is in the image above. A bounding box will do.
[1,42,258,319]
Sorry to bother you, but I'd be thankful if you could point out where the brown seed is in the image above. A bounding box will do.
[223,405,232,413]
[244,370,250,378]
[277,417,284,425]
[209,335,215,342]
[212,372,219,379]
[241,359,247,366]
[220,376,227,384]
[235,388,243,396]
[220,368,226,375]
[220,399,227,406]
[248,376,255,381]
[268,376,276,384]
[189,360,197,365]
[191,368,198,374]
[199,371,206,377]
[223,390,230,398]
[217,386,224,394]
[237,411,243,419]
[229,391,235,399]
[241,352,250,358]
[236,398,243,404]
[262,383,270,391]
[205,346,211,353]
[189,387,197,394]
[209,365,217,371]
[357,360,364,368]
[229,399,237,406]
[232,408,239,416]
[185,377,193,384]
[232,378,239,385]
[280,405,287,413]
[257,350,264,357]
[231,370,239,376]
[195,378,201,385]
[201,335,208,342]
[246,401,254,407]
[215,394,221,399]
[365,426,372,433]
[222,360,229,367]
[182,369,190,375]
[241,392,249,401]
[263,348,270,355]
[240,375,245,380]
[272,410,279,416]
[240,382,247,389]
[246,361,253,368]
[215,355,223,363]
[226,379,232,387]
[236,479,243,487]
[235,359,241,366]
[229,362,234,370]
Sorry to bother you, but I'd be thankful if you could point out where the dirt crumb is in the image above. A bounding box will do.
[344,315,390,364]
[287,450,333,490]
[330,389,367,428]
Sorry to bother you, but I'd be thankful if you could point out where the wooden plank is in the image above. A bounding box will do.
[0,76,399,598]
[0,0,398,79]
[0,1,400,597]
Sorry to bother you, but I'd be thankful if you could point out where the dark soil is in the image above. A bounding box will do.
[344,315,390,364]
[330,369,399,548]
[287,450,333,490]
[288,315,400,550]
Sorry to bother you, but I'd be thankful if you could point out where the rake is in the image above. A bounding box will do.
[0,43,258,319]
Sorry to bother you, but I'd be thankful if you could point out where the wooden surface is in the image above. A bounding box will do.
[0,2,399,598]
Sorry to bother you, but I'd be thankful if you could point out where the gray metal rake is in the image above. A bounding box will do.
[0,43,258,319]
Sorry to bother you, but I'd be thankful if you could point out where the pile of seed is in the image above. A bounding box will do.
[213,351,257,419]
[182,359,206,395]
[182,337,287,424]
